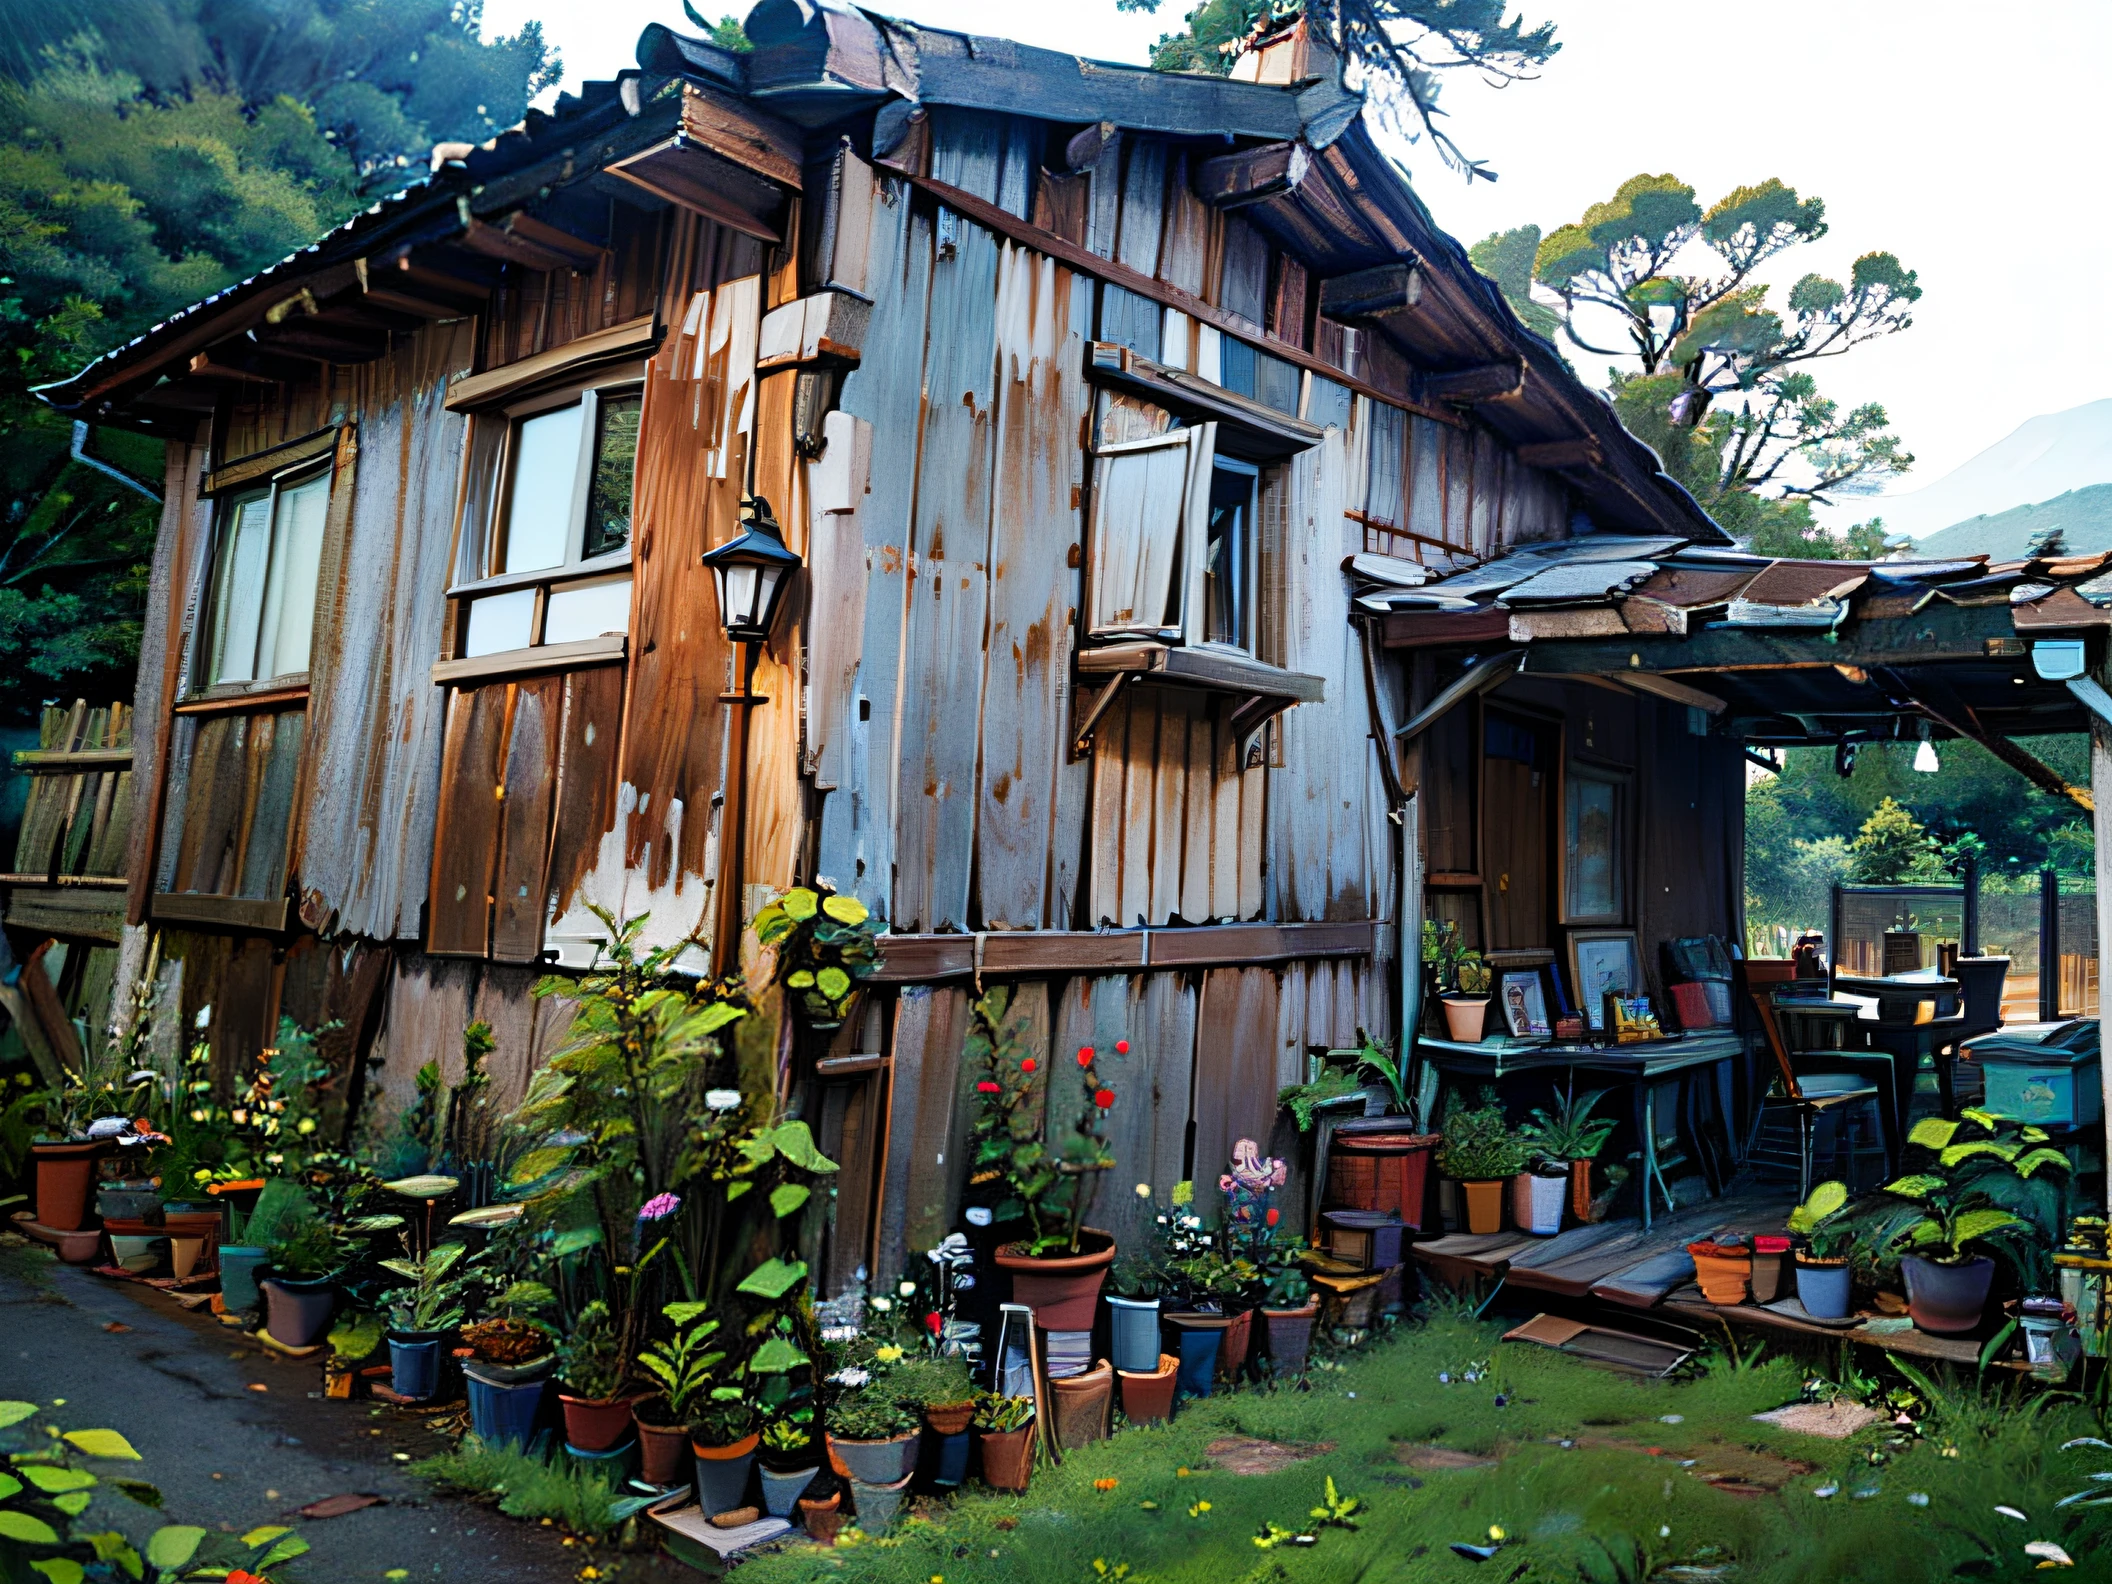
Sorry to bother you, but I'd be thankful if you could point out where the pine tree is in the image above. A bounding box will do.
[1845,797,1942,884]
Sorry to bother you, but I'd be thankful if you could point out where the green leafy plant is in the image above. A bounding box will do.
[973,1393,1035,1433]
[265,1219,343,1282]
[752,881,885,1026]
[636,1300,727,1424]
[827,1385,917,1441]
[1788,1179,1855,1261]
[692,1388,757,1448]
[1436,1092,1529,1181]
[412,1440,654,1535]
[378,1239,468,1334]
[965,984,1116,1256]
[888,1353,975,1411]
[1858,1110,2070,1288]
[1519,1085,1616,1165]
[1276,1064,1364,1132]
[760,1414,815,1458]
[1111,1250,1171,1301]
[0,1400,314,1578]
[1351,1030,1413,1116]
[558,1299,627,1401]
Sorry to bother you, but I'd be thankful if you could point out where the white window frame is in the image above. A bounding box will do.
[449,367,642,661]
[196,456,332,691]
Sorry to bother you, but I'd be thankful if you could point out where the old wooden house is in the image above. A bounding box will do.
[39,2,1751,1289]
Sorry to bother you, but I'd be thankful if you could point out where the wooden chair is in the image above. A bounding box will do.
[1747,991,1888,1199]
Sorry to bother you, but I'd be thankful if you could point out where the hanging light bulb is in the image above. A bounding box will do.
[1913,719,1941,774]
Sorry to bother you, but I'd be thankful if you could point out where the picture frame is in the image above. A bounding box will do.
[1568,929,1643,1032]
[1561,764,1627,925]
[1499,968,1552,1037]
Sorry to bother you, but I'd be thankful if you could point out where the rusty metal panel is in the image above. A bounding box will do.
[976,247,1086,930]
[492,675,561,962]
[427,684,507,956]
[891,213,998,933]
[819,180,931,923]
[544,663,626,939]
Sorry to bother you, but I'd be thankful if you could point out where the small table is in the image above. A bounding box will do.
[1831,970,1960,1021]
[1416,1031,1745,1230]
[1830,971,1965,1115]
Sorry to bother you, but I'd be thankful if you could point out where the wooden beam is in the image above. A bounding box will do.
[460,214,606,273]
[1419,360,1526,406]
[1196,140,1311,208]
[1516,438,1603,470]
[1394,651,1523,742]
[2092,669,2112,1190]
[444,313,660,411]
[150,892,292,932]
[866,919,1379,983]
[355,284,474,320]
[249,323,389,364]
[1615,671,1727,715]
[2068,676,2112,729]
[1317,264,1424,322]
[1883,665,2092,814]
[680,79,804,190]
[606,135,784,243]
[378,253,493,304]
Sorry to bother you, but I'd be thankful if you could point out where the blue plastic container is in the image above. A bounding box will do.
[388,1336,443,1400]
[218,1245,266,1311]
[1174,1327,1221,1400]
[464,1366,548,1448]
[567,1435,638,1485]
[1106,1296,1161,1375]
[922,1428,970,1488]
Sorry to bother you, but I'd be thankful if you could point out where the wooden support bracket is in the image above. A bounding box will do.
[1070,671,1131,761]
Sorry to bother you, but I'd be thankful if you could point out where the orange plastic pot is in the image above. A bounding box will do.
[1117,1353,1178,1424]
[1459,1179,1504,1234]
[1688,1242,1752,1306]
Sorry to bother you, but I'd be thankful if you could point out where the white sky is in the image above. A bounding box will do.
[487,0,2112,495]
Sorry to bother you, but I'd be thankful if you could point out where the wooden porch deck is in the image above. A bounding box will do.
[1410,1181,2030,1370]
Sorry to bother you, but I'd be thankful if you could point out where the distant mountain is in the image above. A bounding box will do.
[1844,399,2112,542]
[1914,483,2112,561]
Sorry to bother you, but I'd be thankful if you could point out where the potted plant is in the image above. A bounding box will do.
[973,1393,1037,1492]
[969,988,1119,1328]
[757,1412,820,1517]
[1436,1096,1527,1235]
[825,1363,920,1485]
[1883,1194,2028,1335]
[461,1299,559,1449]
[556,1300,634,1452]
[798,1472,847,1544]
[1424,921,1492,1041]
[1106,1248,1167,1375]
[260,1221,342,1347]
[1519,1085,1617,1223]
[378,1239,467,1401]
[1512,1157,1569,1236]
[892,1353,977,1437]
[1259,1248,1318,1377]
[635,1301,726,1488]
[691,1390,761,1519]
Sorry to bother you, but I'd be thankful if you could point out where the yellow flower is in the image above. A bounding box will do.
[876,1345,904,1363]
[1488,1525,1506,1542]
[822,893,869,925]
[782,887,819,921]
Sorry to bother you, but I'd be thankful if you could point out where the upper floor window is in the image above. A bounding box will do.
[204,465,330,685]
[454,373,641,660]
[1202,458,1257,652]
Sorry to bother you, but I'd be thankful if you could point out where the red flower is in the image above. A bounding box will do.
[1266,1208,1280,1227]
[229,1573,268,1584]
[1077,1045,1094,1067]
[1021,1057,1036,1073]
[976,1080,1001,1093]
[1094,1087,1115,1109]
[1115,1040,1130,1055]
[925,1311,942,1336]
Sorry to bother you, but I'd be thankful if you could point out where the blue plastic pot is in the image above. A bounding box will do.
[388,1335,444,1401]
[1107,1295,1161,1375]
[464,1364,549,1448]
[1174,1326,1222,1400]
[921,1428,970,1489]
[218,1246,266,1311]
[567,1435,638,1485]
[1795,1259,1853,1321]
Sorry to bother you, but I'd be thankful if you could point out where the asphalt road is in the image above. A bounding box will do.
[0,1244,687,1583]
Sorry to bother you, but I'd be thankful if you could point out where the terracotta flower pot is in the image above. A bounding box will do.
[692,1433,759,1519]
[1459,1179,1504,1235]
[993,1228,1116,1329]
[922,1400,976,1437]
[1794,1256,1852,1319]
[1441,996,1490,1041]
[560,1391,637,1453]
[976,1422,1036,1492]
[1218,1309,1254,1381]
[1749,1235,1791,1305]
[1568,1159,1594,1223]
[1049,1360,1112,1449]
[32,1141,102,1232]
[1687,1241,1752,1306]
[633,1409,693,1488]
[1263,1303,1320,1377]
[1903,1254,1996,1335]
[1117,1353,1178,1424]
[801,1489,847,1545]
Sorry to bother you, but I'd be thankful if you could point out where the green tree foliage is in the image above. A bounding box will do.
[0,7,555,720]
[1478,175,1920,554]
[683,3,754,52]
[1115,0,1557,180]
[1844,796,1944,885]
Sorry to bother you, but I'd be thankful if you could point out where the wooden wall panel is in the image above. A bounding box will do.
[427,685,508,956]
[821,178,933,922]
[1114,137,1167,277]
[1057,972,1196,1254]
[130,433,212,923]
[491,677,561,961]
[892,217,999,933]
[373,952,577,1119]
[1190,965,1280,1220]
[1156,151,1211,297]
[1269,428,1374,923]
[803,410,873,818]
[876,985,972,1277]
[930,108,1005,204]
[976,247,1088,930]
[545,664,626,932]
[298,327,471,940]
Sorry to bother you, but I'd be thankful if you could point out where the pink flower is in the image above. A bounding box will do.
[639,1192,682,1221]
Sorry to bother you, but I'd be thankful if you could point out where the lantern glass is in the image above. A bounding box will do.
[721,562,761,630]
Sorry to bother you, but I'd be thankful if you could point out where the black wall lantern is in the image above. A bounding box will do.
[701,495,802,643]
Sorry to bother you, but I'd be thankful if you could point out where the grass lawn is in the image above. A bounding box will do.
[738,1310,2112,1584]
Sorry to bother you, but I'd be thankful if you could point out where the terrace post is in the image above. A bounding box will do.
[2094,698,2112,1212]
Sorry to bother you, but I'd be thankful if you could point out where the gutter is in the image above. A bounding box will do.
[70,423,161,502]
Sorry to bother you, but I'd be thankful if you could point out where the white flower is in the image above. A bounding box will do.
[828,1367,872,1388]
[870,1296,893,1312]
[705,1089,742,1112]
[1135,1183,1152,1198]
